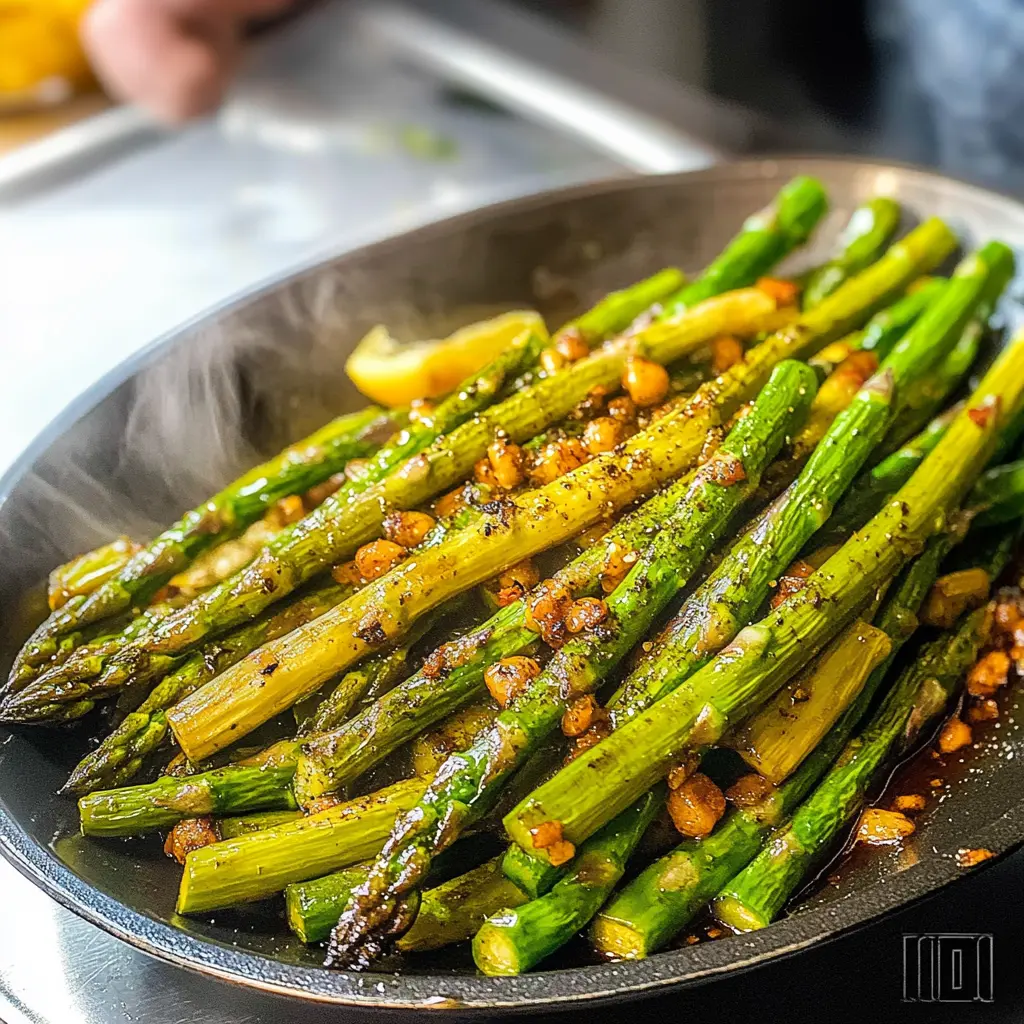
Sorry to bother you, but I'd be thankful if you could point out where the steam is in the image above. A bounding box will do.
[0,267,368,591]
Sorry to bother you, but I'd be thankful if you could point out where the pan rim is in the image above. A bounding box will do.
[3,153,1024,1011]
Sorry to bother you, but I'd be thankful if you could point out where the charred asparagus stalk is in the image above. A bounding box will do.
[62,580,351,795]
[46,538,141,612]
[167,221,955,771]
[29,288,787,720]
[606,243,1011,728]
[504,328,1024,862]
[287,856,529,948]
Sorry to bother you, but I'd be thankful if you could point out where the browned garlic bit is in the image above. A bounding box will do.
[770,560,816,609]
[382,510,435,548]
[956,848,996,868]
[937,716,973,754]
[666,772,726,838]
[494,559,541,608]
[711,335,744,375]
[354,539,406,581]
[484,656,541,707]
[855,807,915,845]
[529,819,575,866]
[622,354,670,408]
[892,794,927,813]
[164,817,220,864]
[564,597,609,634]
[726,773,775,808]
[561,694,605,738]
[487,435,526,490]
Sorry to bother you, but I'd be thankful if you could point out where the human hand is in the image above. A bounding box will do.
[82,0,295,123]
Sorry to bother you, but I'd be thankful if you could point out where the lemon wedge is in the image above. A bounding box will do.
[346,310,548,408]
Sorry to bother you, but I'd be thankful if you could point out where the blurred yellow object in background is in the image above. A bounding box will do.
[0,0,96,110]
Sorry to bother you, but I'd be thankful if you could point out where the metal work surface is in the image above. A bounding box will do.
[2,158,1024,1016]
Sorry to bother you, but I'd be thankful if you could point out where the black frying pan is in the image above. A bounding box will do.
[1,156,1023,1012]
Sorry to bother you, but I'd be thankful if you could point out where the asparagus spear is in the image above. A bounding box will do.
[655,176,828,318]
[168,221,955,772]
[504,329,1024,860]
[323,360,818,966]
[287,856,528,948]
[713,530,1017,932]
[722,619,892,783]
[295,378,802,801]
[60,579,353,795]
[8,405,391,685]
[972,459,1024,527]
[872,259,1009,460]
[604,243,1010,728]
[176,776,428,913]
[816,389,1024,553]
[295,601,452,738]
[556,268,686,346]
[474,786,665,975]
[47,538,141,612]
[79,763,299,838]
[286,866,371,944]
[218,809,305,838]
[590,532,955,958]
[37,288,786,722]
[802,198,902,309]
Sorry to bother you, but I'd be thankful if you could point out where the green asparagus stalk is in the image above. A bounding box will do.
[3,597,190,724]
[286,865,371,944]
[287,856,529,948]
[295,601,452,738]
[40,288,787,723]
[713,530,1017,932]
[971,459,1024,527]
[295,365,806,802]
[176,776,428,914]
[802,198,902,309]
[46,538,140,612]
[399,858,529,954]
[79,763,299,838]
[556,268,686,346]
[603,243,1011,730]
[591,527,963,958]
[323,361,820,967]
[873,256,1010,460]
[60,579,354,794]
[504,329,1024,861]
[8,405,391,685]
[474,786,664,975]
[877,319,980,457]
[655,176,829,318]
[723,619,891,783]
[218,809,305,838]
